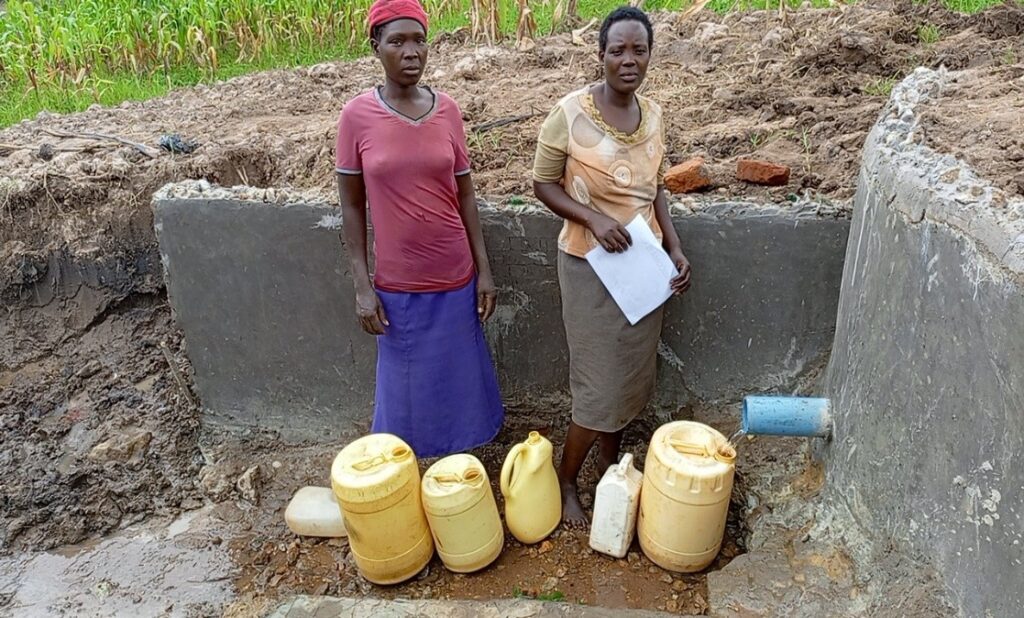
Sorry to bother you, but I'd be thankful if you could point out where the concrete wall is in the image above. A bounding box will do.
[154,183,848,440]
[823,69,1024,617]
[153,190,377,436]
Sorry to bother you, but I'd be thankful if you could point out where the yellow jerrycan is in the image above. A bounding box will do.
[421,454,504,573]
[330,434,434,585]
[638,421,736,573]
[500,431,561,544]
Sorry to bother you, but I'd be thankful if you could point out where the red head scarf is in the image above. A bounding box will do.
[368,0,429,38]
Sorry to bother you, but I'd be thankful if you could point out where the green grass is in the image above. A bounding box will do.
[917,23,942,45]
[933,0,1007,10]
[512,586,566,602]
[863,76,898,97]
[1003,46,1020,65]
[0,38,364,127]
[0,0,1016,128]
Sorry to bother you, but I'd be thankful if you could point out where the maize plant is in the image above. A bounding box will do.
[0,0,466,95]
[470,0,501,44]
[550,0,578,33]
[516,0,538,48]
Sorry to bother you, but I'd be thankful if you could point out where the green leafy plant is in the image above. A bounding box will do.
[0,0,1013,127]
[1002,46,1019,65]
[513,586,566,602]
[864,77,898,97]
[917,24,942,45]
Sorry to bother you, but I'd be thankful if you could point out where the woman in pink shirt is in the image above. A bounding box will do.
[335,0,503,457]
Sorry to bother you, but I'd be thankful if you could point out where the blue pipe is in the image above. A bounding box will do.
[741,396,832,438]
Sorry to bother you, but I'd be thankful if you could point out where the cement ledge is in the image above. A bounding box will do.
[153,179,853,222]
[863,66,1024,279]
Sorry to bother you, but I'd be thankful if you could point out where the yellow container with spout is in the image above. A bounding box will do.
[421,454,503,573]
[500,431,561,544]
[330,434,434,584]
[638,421,736,573]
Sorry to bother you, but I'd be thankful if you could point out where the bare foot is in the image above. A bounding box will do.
[560,481,589,530]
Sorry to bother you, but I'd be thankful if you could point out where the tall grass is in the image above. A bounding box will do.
[0,0,1016,128]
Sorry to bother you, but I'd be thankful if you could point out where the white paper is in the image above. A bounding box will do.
[585,216,678,325]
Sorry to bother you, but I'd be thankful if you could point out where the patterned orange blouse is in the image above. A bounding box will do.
[533,86,669,258]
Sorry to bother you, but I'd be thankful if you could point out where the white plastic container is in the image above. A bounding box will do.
[285,486,348,538]
[589,453,643,558]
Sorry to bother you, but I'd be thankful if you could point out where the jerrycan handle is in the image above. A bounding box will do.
[616,453,634,476]
[500,443,526,498]
[352,445,412,472]
[668,438,711,458]
[431,469,485,487]
[668,437,736,464]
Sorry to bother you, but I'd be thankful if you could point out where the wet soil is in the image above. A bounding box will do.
[220,403,741,615]
[919,64,1024,197]
[0,401,759,616]
[0,301,203,552]
[0,400,951,616]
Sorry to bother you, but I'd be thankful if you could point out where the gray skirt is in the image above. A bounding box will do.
[558,251,664,433]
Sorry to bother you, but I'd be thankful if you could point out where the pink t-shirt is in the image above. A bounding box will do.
[336,88,475,293]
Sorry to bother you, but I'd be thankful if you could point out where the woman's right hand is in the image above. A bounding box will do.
[586,213,632,253]
[355,288,389,335]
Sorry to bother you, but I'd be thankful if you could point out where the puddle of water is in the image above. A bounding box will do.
[166,507,207,538]
[0,508,234,617]
[52,536,105,559]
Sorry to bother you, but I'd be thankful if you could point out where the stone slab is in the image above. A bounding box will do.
[267,596,675,617]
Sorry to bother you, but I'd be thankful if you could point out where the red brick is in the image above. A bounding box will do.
[736,159,791,186]
[664,157,712,194]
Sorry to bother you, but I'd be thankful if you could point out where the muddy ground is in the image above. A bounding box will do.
[919,63,1024,197]
[0,0,1019,614]
[218,404,743,616]
[0,402,797,617]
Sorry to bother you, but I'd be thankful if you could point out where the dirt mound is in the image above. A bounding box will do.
[919,64,1024,197]
[2,1,1022,265]
[1,0,1022,553]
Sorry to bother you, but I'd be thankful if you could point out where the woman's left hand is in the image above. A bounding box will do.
[478,271,497,322]
[669,248,692,295]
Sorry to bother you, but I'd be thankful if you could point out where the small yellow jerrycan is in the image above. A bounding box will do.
[421,454,503,573]
[638,421,736,573]
[500,431,561,544]
[330,434,434,585]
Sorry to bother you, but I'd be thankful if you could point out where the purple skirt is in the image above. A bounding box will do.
[372,278,504,458]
